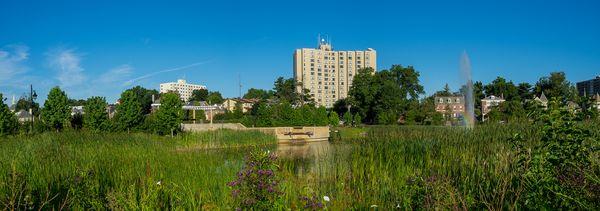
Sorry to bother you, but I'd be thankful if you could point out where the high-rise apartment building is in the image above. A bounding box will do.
[294,39,376,108]
[159,79,207,102]
[576,76,600,96]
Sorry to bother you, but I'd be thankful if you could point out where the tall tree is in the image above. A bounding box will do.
[517,82,533,100]
[483,77,519,100]
[244,88,274,100]
[15,97,40,116]
[328,111,340,126]
[473,81,485,119]
[125,86,159,114]
[332,98,349,117]
[207,91,224,104]
[154,92,183,136]
[348,67,378,123]
[190,89,209,102]
[84,96,109,131]
[534,72,574,102]
[273,77,297,103]
[0,93,19,136]
[348,65,424,124]
[435,83,452,96]
[115,90,144,132]
[68,98,87,106]
[42,87,71,132]
[251,101,273,127]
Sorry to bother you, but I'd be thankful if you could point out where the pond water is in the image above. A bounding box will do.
[275,141,355,177]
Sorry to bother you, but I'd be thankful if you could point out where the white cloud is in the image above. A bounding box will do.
[0,44,29,85]
[98,64,133,85]
[46,47,86,88]
[123,61,211,86]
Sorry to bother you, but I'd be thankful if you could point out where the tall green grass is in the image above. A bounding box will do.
[1,124,597,209]
[277,123,598,209]
[0,130,276,209]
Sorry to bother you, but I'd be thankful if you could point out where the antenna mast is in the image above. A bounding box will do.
[238,73,242,99]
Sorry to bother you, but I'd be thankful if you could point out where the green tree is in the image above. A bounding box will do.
[348,67,379,123]
[534,72,574,102]
[435,83,452,96]
[190,89,209,102]
[195,110,206,121]
[473,81,485,120]
[125,86,159,114]
[244,88,274,100]
[517,82,533,100]
[576,95,599,120]
[115,90,144,132]
[154,92,183,136]
[273,77,297,103]
[42,87,71,132]
[332,98,349,117]
[328,111,340,126]
[0,93,19,136]
[343,112,353,126]
[232,101,244,119]
[353,113,362,126]
[68,98,87,106]
[252,102,273,127]
[313,106,329,126]
[483,77,519,101]
[207,91,224,104]
[84,96,109,132]
[348,65,424,124]
[15,97,40,116]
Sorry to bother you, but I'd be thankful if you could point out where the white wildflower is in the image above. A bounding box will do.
[156,180,162,185]
[370,204,378,208]
[323,196,330,202]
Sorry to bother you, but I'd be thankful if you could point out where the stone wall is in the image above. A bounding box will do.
[181,123,330,143]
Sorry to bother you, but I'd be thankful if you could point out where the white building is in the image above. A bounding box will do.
[481,95,506,121]
[159,79,207,102]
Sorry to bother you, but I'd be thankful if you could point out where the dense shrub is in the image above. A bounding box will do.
[514,101,599,209]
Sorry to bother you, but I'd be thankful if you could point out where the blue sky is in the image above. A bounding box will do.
[1,0,599,104]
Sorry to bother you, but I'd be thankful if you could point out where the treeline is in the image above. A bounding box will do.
[332,65,598,125]
[214,77,340,127]
[0,86,184,136]
[331,65,444,125]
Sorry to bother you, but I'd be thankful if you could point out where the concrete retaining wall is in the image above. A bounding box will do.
[181,123,330,143]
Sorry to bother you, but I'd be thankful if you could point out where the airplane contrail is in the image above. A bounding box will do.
[123,60,211,86]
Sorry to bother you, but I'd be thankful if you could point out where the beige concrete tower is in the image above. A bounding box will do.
[294,37,376,107]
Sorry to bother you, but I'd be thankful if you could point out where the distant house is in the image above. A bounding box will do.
[434,95,465,118]
[71,106,84,116]
[15,109,33,123]
[8,104,16,113]
[593,94,600,110]
[533,92,549,109]
[222,98,260,113]
[567,101,580,112]
[151,96,225,121]
[481,95,505,120]
[107,104,117,119]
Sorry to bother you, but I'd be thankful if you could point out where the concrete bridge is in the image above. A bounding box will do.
[181,123,330,143]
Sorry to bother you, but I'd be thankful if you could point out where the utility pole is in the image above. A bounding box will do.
[29,84,37,134]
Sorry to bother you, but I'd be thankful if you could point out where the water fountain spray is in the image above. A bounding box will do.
[460,51,475,129]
